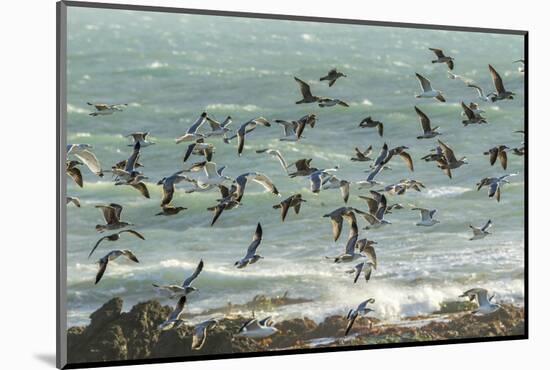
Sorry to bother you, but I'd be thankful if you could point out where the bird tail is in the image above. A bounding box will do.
[95,224,104,232]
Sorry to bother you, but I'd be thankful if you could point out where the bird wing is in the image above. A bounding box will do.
[413,207,430,221]
[488,64,505,94]
[363,246,377,269]
[399,152,414,171]
[124,141,141,173]
[74,149,102,176]
[309,172,323,193]
[168,296,187,322]
[344,230,358,255]
[271,150,288,172]
[461,102,476,120]
[88,236,108,258]
[252,173,279,196]
[353,262,364,284]
[359,196,379,215]
[330,215,343,241]
[414,106,432,132]
[237,131,245,156]
[294,76,314,99]
[131,182,150,199]
[429,47,445,58]
[209,203,226,226]
[119,229,145,240]
[183,259,204,287]
[67,166,83,187]
[437,140,458,163]
[344,312,357,336]
[192,325,207,350]
[499,150,508,170]
[95,258,109,284]
[204,162,218,178]
[366,164,383,182]
[161,183,175,206]
[96,204,117,224]
[245,223,262,258]
[340,182,350,203]
[206,116,221,130]
[280,199,291,222]
[467,84,484,97]
[416,73,432,92]
[188,113,208,134]
[481,220,492,232]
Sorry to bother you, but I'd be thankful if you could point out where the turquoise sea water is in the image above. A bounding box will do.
[65,8,525,327]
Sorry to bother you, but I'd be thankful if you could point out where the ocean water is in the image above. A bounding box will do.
[65,8,525,327]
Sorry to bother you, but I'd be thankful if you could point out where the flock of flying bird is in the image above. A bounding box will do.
[66,47,524,349]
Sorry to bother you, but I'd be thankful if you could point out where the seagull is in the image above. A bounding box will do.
[234,172,279,202]
[309,169,338,193]
[322,175,350,203]
[153,259,204,299]
[421,146,444,162]
[345,298,375,336]
[331,213,364,263]
[273,194,306,222]
[351,146,373,162]
[127,132,155,147]
[357,163,384,189]
[205,116,232,138]
[476,174,517,202]
[192,318,219,350]
[358,192,386,216]
[183,139,215,163]
[155,205,187,216]
[459,288,500,315]
[469,220,492,240]
[207,185,241,226]
[114,174,150,199]
[463,102,486,116]
[87,102,127,116]
[359,116,383,137]
[323,207,357,242]
[197,162,231,188]
[235,223,263,268]
[412,207,440,226]
[461,101,487,125]
[318,98,350,108]
[358,197,391,229]
[294,76,321,104]
[514,59,525,73]
[158,296,187,331]
[320,68,347,87]
[67,144,104,177]
[110,141,143,182]
[298,113,318,128]
[175,112,208,143]
[66,160,83,187]
[157,170,187,207]
[287,158,317,178]
[88,229,145,258]
[414,106,441,139]
[356,239,377,268]
[95,249,139,284]
[236,317,278,339]
[256,149,288,174]
[484,145,509,170]
[95,203,133,232]
[346,261,375,284]
[275,119,306,141]
[436,140,467,178]
[415,73,445,102]
[66,196,81,207]
[429,48,454,70]
[224,117,271,156]
[488,64,515,102]
[467,84,493,102]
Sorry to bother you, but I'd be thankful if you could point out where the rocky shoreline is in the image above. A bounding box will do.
[67,296,525,364]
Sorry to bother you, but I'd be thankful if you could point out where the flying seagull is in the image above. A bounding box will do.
[88,229,145,258]
[157,170,187,207]
[67,144,104,177]
[320,68,347,87]
[345,298,375,336]
[469,220,492,240]
[322,175,350,203]
[183,139,215,163]
[323,207,357,242]
[66,196,81,207]
[412,207,440,226]
[467,84,492,102]
[415,73,446,102]
[192,318,219,350]
[359,116,384,137]
[158,296,187,331]
[294,76,321,104]
[236,317,278,339]
[95,249,139,284]
[351,146,373,162]
[155,204,187,216]
[225,117,271,156]
[207,185,241,226]
[476,174,517,202]
[196,162,231,189]
[318,98,350,108]
[234,172,280,202]
[436,140,467,178]
[273,194,306,222]
[87,102,127,116]
[275,119,306,141]
[461,101,487,125]
[488,64,515,102]
[484,145,509,170]
[127,132,155,147]
[514,59,525,73]
[205,116,232,138]
[459,288,500,315]
[414,106,441,139]
[66,160,83,187]
[256,148,288,174]
[235,223,264,268]
[331,213,365,263]
[175,112,208,143]
[95,203,133,232]
[153,259,204,299]
[429,48,454,70]
[346,261,375,284]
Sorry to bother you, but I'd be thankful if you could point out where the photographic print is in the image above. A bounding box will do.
[58,2,527,368]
